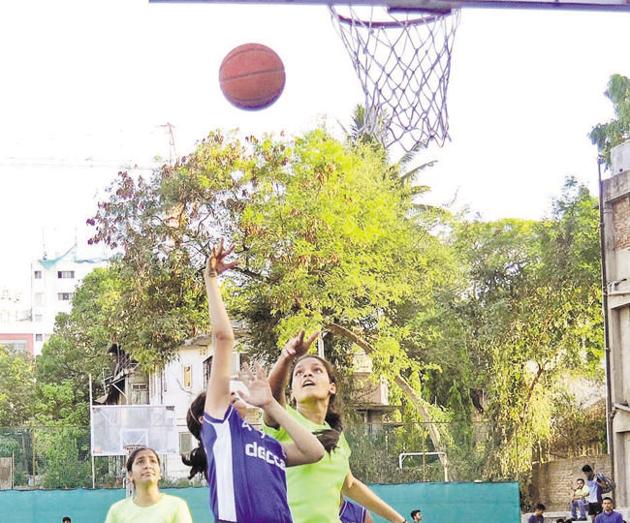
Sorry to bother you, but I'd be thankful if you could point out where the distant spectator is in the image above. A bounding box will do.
[411,509,423,522]
[582,465,604,521]
[571,478,589,520]
[528,503,545,523]
[62,518,71,523]
[594,497,623,523]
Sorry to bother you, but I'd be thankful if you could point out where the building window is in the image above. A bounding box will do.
[0,340,27,354]
[35,334,43,342]
[57,292,73,301]
[34,293,45,306]
[57,271,75,279]
[34,314,43,322]
[34,271,42,279]
[179,432,192,455]
[183,365,192,390]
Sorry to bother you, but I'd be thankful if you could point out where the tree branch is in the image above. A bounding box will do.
[325,322,446,466]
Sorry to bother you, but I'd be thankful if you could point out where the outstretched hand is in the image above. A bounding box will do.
[282,330,319,361]
[204,239,239,281]
[236,363,274,409]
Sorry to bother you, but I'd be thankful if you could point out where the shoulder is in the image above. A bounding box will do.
[203,405,235,426]
[109,497,131,511]
[160,494,190,509]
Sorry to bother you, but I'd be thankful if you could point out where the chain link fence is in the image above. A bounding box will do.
[0,421,548,489]
[0,427,126,489]
[345,420,503,484]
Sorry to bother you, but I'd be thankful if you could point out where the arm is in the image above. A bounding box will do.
[264,331,319,427]
[203,241,239,419]
[267,400,325,466]
[343,471,405,523]
[238,364,325,466]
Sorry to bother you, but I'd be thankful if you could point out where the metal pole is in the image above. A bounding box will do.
[598,157,615,481]
[89,374,96,489]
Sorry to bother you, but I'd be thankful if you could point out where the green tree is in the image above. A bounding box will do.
[88,129,446,379]
[589,74,630,166]
[0,346,35,427]
[451,177,603,482]
[36,267,119,425]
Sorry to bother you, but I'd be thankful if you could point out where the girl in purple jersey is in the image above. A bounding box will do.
[182,241,325,523]
[340,498,374,523]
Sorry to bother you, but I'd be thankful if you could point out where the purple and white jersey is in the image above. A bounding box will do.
[201,406,293,523]
[340,499,367,523]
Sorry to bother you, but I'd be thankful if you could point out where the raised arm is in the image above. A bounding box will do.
[264,330,319,427]
[204,240,239,419]
[238,364,325,466]
[343,471,406,523]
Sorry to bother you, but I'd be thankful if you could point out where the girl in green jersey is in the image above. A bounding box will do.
[265,333,407,523]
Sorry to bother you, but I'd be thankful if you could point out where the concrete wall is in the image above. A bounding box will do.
[602,140,630,509]
[530,455,612,511]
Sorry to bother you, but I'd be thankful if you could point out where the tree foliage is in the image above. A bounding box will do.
[36,267,119,425]
[0,346,35,427]
[589,74,630,166]
[88,129,449,379]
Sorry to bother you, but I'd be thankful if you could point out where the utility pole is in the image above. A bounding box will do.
[159,122,177,165]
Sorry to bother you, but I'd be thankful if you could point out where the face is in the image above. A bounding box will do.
[413,513,422,522]
[535,509,544,516]
[128,449,161,486]
[577,479,584,487]
[291,357,336,404]
[602,499,613,512]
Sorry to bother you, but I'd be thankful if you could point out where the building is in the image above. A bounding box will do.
[96,328,392,480]
[601,139,630,517]
[29,244,107,354]
[0,287,34,357]
[97,327,248,480]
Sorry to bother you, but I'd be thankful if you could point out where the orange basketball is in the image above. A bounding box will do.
[219,43,286,111]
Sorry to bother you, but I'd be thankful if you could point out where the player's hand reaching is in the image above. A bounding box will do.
[236,363,274,409]
[281,330,319,361]
[204,239,238,282]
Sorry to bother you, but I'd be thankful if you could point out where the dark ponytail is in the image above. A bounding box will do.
[181,392,208,480]
[292,355,343,453]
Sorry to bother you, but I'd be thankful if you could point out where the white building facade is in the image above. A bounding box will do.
[29,244,107,354]
[148,335,244,480]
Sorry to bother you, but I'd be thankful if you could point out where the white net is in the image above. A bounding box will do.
[91,405,178,456]
[330,6,460,152]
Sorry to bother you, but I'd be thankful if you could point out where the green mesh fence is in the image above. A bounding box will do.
[0,483,520,522]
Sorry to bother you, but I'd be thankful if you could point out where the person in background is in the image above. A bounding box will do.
[528,503,545,523]
[339,498,375,523]
[62,518,72,523]
[594,497,623,523]
[411,509,423,522]
[582,465,604,521]
[104,447,193,523]
[571,478,589,520]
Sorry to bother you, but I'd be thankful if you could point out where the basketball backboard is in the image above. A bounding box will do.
[149,0,630,11]
[90,405,178,456]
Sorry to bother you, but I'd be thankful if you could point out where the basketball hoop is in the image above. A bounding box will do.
[330,6,460,152]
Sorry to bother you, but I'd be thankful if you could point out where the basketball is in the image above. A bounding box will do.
[219,43,286,111]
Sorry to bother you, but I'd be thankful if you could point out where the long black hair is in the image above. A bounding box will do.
[290,355,343,453]
[181,392,208,480]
